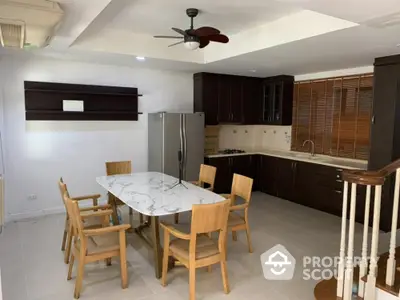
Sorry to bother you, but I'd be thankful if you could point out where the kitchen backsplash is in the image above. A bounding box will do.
[217,125,292,151]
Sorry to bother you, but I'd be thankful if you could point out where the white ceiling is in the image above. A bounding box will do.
[2,0,400,76]
[107,0,301,35]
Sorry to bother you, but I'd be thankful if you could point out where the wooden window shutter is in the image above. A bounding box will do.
[291,73,373,160]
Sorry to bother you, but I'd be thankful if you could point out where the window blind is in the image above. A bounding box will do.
[291,73,373,160]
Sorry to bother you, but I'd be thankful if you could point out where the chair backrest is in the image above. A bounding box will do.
[106,161,132,176]
[190,199,231,235]
[230,173,253,204]
[199,164,217,190]
[58,177,70,207]
[63,193,85,239]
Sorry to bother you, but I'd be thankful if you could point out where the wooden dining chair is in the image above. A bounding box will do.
[105,161,140,224]
[221,173,254,253]
[64,193,131,299]
[161,199,231,300]
[58,178,111,264]
[174,164,217,224]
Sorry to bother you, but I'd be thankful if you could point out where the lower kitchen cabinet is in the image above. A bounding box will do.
[206,153,368,224]
[205,155,255,194]
[205,157,232,194]
[258,155,278,196]
[276,158,296,202]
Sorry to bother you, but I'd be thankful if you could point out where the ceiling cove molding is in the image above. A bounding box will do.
[203,10,359,63]
[294,65,374,81]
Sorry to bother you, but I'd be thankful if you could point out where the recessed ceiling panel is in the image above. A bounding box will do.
[107,0,301,35]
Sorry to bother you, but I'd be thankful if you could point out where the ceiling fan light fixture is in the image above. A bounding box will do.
[184,41,200,50]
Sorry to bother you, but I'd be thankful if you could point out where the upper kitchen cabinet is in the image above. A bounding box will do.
[194,72,243,125]
[242,77,263,124]
[261,75,294,125]
[194,72,294,126]
[194,73,219,125]
[216,74,243,123]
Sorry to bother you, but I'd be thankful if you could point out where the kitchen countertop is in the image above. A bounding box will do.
[205,149,368,170]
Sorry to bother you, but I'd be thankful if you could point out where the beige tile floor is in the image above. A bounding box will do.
[0,192,376,300]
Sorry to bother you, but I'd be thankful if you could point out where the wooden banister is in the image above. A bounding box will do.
[341,158,400,186]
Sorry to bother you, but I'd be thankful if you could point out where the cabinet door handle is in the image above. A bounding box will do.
[334,190,343,194]
[336,179,343,183]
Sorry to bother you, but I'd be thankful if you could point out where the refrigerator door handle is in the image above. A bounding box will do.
[182,114,188,180]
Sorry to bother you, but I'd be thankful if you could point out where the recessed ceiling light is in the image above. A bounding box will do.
[249,70,257,73]
[396,43,400,47]
[136,56,146,61]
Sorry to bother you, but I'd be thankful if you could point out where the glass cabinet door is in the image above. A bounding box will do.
[273,82,283,122]
[263,84,273,122]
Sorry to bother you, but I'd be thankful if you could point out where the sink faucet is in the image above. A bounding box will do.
[302,140,315,156]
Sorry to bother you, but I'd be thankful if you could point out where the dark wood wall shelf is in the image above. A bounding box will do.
[24,81,141,121]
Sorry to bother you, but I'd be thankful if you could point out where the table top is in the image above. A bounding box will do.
[96,172,226,216]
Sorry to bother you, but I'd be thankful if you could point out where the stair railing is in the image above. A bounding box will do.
[336,162,399,300]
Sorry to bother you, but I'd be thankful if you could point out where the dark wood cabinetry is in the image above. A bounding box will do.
[261,75,294,125]
[258,155,278,195]
[24,81,141,121]
[207,153,370,225]
[217,75,243,123]
[193,73,219,125]
[206,157,232,193]
[206,155,255,193]
[368,54,400,231]
[242,77,263,124]
[194,73,293,126]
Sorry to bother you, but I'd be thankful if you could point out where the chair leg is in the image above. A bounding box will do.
[245,223,253,253]
[67,253,75,280]
[74,252,86,299]
[119,230,128,289]
[220,260,230,294]
[61,216,68,251]
[129,207,133,215]
[161,232,170,287]
[189,265,196,300]
[64,225,73,264]
[232,231,237,242]
[174,213,179,224]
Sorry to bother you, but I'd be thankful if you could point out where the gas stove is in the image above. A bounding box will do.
[218,149,246,154]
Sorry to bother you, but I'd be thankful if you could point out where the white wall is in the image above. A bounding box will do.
[0,56,193,221]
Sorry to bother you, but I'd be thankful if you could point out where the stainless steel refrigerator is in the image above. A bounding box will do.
[148,112,205,181]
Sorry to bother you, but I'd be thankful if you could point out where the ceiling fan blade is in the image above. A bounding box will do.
[172,27,187,36]
[154,35,184,39]
[199,37,210,49]
[194,26,220,37]
[168,40,184,47]
[208,34,229,43]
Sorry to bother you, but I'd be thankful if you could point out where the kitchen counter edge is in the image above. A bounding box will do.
[204,150,367,170]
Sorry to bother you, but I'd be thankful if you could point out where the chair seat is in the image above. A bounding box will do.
[169,234,219,260]
[76,232,120,255]
[228,212,245,227]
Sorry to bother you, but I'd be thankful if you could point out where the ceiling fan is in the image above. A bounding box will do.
[153,8,229,50]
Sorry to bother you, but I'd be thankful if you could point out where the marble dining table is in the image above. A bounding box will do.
[96,171,225,278]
